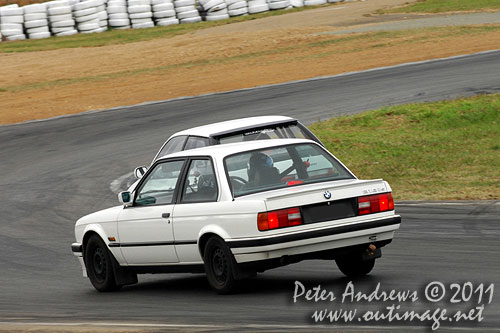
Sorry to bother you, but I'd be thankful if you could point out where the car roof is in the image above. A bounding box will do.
[172,116,295,138]
[160,138,316,161]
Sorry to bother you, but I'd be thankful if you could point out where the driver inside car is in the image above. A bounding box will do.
[247,152,281,187]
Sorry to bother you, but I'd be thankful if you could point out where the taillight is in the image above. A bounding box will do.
[358,193,394,215]
[257,207,302,231]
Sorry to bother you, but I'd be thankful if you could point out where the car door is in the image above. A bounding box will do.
[117,159,186,265]
[172,157,219,263]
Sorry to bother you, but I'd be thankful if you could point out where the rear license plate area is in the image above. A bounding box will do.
[301,198,357,224]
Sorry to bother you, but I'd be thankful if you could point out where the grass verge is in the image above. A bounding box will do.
[309,94,500,200]
[0,5,321,53]
[383,0,500,13]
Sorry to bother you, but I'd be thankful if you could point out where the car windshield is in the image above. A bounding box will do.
[217,123,315,144]
[224,143,354,197]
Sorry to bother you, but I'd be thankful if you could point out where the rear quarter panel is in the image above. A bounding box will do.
[172,200,266,262]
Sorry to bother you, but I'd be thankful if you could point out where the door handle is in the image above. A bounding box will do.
[162,213,170,218]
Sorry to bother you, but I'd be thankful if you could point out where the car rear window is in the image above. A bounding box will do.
[156,135,188,160]
[217,123,314,144]
[224,143,354,197]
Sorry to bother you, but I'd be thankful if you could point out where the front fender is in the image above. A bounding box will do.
[82,223,127,265]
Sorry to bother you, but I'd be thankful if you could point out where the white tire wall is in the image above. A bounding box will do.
[0,4,26,40]
[72,0,100,33]
[6,34,26,40]
[50,5,71,31]
[29,31,51,39]
[128,0,154,29]
[226,0,248,16]
[152,0,177,25]
[304,0,326,5]
[179,15,201,23]
[289,0,304,7]
[173,0,200,24]
[153,9,176,19]
[107,0,130,28]
[247,0,269,14]
[0,0,338,41]
[199,0,231,21]
[55,28,78,36]
[228,7,247,16]
[268,0,289,10]
[156,17,179,26]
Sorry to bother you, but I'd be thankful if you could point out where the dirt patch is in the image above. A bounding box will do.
[0,0,47,7]
[1,0,499,125]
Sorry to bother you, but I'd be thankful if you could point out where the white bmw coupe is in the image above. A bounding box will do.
[72,139,401,294]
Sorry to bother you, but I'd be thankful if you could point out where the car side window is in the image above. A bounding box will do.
[181,159,218,203]
[156,136,188,160]
[135,160,185,206]
[184,136,210,151]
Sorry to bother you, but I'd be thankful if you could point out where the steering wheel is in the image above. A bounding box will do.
[230,176,248,185]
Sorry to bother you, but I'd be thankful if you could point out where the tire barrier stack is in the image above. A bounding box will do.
[0,0,343,42]
[247,0,269,14]
[225,0,248,17]
[304,0,326,5]
[199,0,229,21]
[106,0,130,29]
[24,3,50,39]
[174,0,201,24]
[268,0,289,10]
[152,0,178,26]
[73,0,101,33]
[48,1,78,36]
[96,0,108,31]
[128,0,154,29]
[0,4,26,41]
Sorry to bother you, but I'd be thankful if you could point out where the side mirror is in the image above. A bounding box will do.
[118,191,134,207]
[134,166,148,179]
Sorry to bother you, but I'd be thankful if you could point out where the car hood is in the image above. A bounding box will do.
[76,206,123,226]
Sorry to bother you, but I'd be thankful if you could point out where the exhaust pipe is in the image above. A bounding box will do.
[365,243,381,259]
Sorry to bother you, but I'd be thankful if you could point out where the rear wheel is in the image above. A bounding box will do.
[203,237,236,294]
[84,234,121,292]
[336,256,375,277]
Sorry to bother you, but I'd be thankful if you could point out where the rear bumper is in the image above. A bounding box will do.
[227,215,401,263]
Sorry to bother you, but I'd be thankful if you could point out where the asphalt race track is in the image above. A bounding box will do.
[1,51,499,331]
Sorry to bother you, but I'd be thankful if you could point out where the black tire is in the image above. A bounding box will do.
[203,237,237,294]
[336,257,375,278]
[84,234,121,292]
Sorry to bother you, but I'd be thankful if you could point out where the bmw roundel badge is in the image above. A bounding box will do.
[323,190,331,200]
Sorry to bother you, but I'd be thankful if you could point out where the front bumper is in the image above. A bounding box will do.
[71,242,87,277]
[227,215,401,263]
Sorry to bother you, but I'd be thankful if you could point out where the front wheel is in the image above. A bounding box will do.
[203,237,237,294]
[84,235,121,292]
[336,257,375,277]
